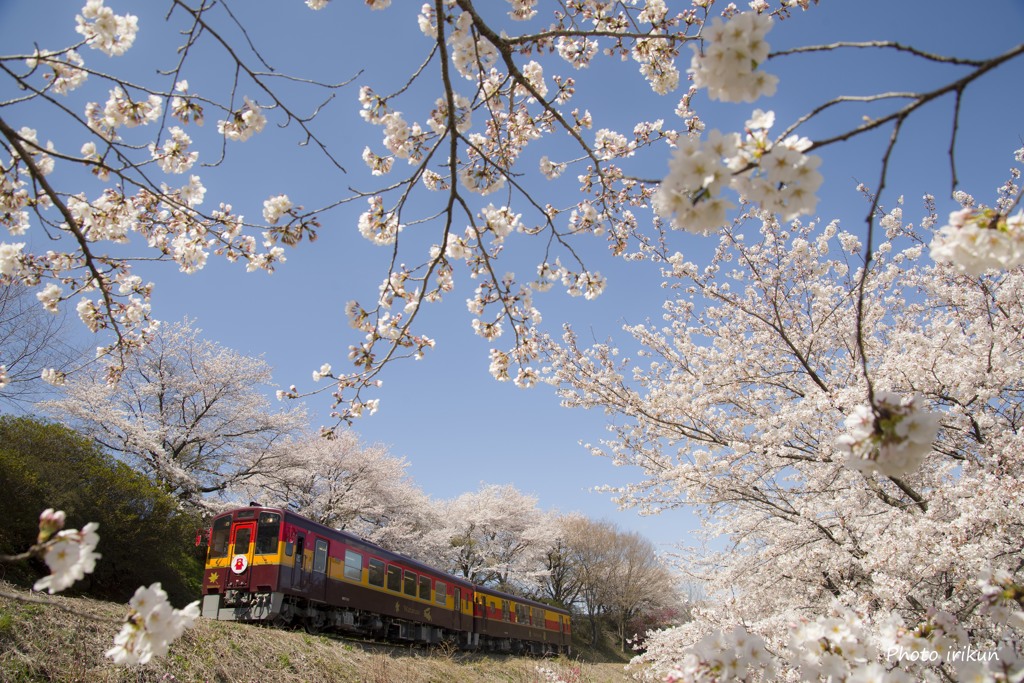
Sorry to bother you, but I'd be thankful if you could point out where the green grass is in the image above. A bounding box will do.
[0,582,635,682]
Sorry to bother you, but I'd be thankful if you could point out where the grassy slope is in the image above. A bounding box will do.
[0,582,638,682]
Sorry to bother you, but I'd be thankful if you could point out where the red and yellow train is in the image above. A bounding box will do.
[199,506,571,654]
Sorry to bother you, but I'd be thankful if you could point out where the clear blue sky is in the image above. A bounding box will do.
[2,1,1022,551]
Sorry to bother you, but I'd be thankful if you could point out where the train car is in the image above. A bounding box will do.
[473,585,572,655]
[200,506,476,645]
[199,505,571,654]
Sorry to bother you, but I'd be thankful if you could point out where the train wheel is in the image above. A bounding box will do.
[304,613,325,635]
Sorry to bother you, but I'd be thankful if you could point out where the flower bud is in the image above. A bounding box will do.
[38,508,66,543]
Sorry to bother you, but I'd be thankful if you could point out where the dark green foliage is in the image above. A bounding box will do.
[0,414,203,604]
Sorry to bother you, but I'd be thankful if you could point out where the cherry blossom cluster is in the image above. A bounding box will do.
[654,110,822,234]
[216,97,268,142]
[357,196,402,246]
[835,391,941,477]
[689,11,777,103]
[149,127,198,174]
[105,583,201,665]
[75,0,138,57]
[662,625,774,682]
[785,606,913,682]
[32,510,101,594]
[645,600,1023,682]
[25,49,88,95]
[930,206,1024,275]
[978,569,1024,631]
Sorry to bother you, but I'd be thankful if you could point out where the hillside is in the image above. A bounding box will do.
[0,582,636,682]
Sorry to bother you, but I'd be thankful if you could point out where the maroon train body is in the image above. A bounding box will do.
[200,506,571,654]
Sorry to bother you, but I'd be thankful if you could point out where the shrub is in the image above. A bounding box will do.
[0,414,203,603]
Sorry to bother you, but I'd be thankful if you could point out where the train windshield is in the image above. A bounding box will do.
[209,515,232,559]
[207,511,280,561]
[255,512,281,554]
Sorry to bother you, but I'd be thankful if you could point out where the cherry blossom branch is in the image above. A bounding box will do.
[795,43,1024,154]
[770,40,989,66]
[0,116,127,349]
[169,0,354,172]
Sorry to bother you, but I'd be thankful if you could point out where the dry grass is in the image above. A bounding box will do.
[0,582,634,682]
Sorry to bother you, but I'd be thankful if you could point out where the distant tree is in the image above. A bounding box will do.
[0,414,202,603]
[442,483,558,592]
[233,430,432,549]
[563,516,619,647]
[601,530,677,652]
[42,319,306,509]
[556,516,678,650]
[0,284,81,410]
[535,513,586,608]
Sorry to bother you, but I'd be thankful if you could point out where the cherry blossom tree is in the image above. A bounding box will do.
[41,319,306,508]
[536,512,587,608]
[232,429,434,551]
[561,516,619,646]
[602,529,677,653]
[547,204,1024,678]
[441,482,559,592]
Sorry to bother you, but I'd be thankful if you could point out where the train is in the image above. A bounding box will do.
[199,505,572,654]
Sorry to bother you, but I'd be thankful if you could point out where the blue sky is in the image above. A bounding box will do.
[2,1,1022,551]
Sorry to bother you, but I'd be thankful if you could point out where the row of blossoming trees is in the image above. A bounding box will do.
[2,0,1023,678]
[2,314,680,663]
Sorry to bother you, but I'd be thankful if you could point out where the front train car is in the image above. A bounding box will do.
[202,507,288,622]
[200,506,478,645]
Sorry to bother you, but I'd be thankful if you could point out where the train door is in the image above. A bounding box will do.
[227,520,256,587]
[453,587,463,633]
[292,533,309,591]
[474,594,486,637]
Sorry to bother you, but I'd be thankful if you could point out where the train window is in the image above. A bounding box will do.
[386,565,402,592]
[435,582,446,605]
[501,599,510,622]
[418,575,431,601]
[254,513,280,555]
[344,550,362,581]
[403,570,417,597]
[209,516,231,559]
[233,527,251,556]
[313,539,328,574]
[455,588,461,612]
[368,558,385,587]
